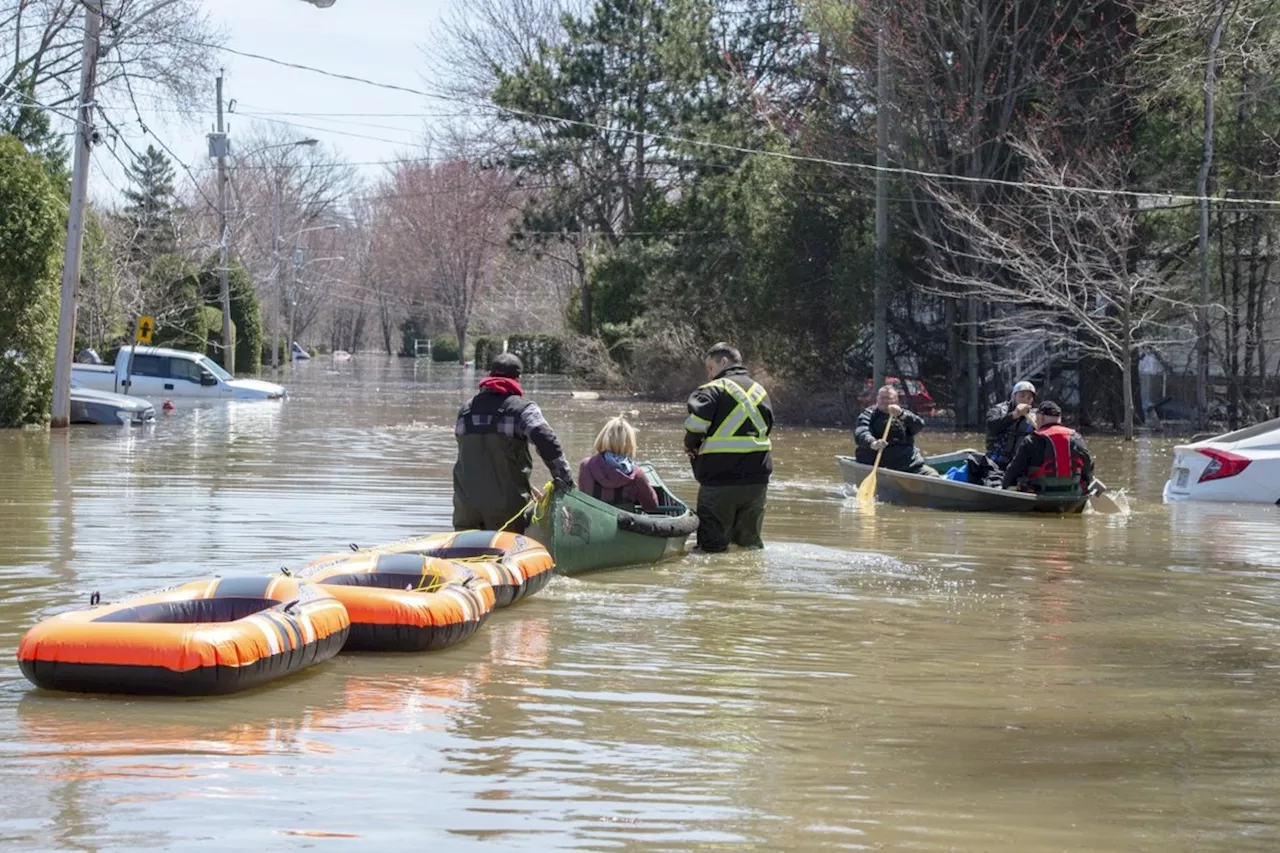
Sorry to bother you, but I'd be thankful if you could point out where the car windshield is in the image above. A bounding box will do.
[197,356,232,381]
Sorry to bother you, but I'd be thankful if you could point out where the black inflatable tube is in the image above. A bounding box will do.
[615,510,700,538]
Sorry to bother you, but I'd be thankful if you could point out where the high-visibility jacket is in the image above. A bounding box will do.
[683,366,773,486]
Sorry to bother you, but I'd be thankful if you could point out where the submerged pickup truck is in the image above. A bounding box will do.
[72,346,287,400]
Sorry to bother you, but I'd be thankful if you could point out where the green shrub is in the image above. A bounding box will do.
[471,334,566,374]
[400,315,429,357]
[474,336,500,368]
[0,134,64,427]
[432,336,460,362]
[508,334,566,374]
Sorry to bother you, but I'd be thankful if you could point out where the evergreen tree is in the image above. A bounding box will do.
[493,0,724,332]
[122,145,180,261]
[0,79,70,193]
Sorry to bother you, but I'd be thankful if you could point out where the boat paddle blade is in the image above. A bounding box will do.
[855,468,877,511]
[1089,490,1129,515]
[855,417,894,513]
[1087,479,1130,515]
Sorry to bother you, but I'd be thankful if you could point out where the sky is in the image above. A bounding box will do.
[91,0,458,204]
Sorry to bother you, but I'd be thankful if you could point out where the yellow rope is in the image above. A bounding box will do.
[496,481,555,532]
[528,481,555,527]
[413,572,447,593]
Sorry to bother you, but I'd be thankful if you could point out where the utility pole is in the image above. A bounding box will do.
[50,0,103,429]
[212,71,235,374]
[289,246,304,368]
[271,175,284,370]
[872,14,890,392]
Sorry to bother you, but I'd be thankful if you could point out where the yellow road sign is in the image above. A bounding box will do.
[136,316,154,345]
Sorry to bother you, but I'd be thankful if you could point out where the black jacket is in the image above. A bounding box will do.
[853,406,926,472]
[1001,425,1094,490]
[684,365,774,487]
[985,400,1036,465]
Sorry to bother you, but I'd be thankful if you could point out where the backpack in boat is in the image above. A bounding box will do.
[964,452,1003,488]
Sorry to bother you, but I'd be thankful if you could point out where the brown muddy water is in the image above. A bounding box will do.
[1,357,1278,852]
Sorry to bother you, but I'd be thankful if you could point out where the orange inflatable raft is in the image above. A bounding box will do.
[17,576,350,696]
[310,530,555,609]
[301,553,496,652]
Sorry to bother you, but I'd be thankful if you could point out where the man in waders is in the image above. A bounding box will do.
[453,352,574,534]
[683,343,774,552]
[1001,401,1095,496]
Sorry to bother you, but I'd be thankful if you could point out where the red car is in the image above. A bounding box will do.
[855,377,937,416]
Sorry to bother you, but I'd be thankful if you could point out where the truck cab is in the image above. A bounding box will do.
[72,346,287,401]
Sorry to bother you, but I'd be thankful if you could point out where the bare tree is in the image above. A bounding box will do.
[0,0,221,113]
[923,137,1195,439]
[380,158,514,359]
[426,0,583,109]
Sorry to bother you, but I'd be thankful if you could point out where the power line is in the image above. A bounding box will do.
[113,64,218,211]
[175,35,1280,210]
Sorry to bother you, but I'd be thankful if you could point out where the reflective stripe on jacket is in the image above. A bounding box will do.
[696,378,772,454]
[684,365,773,486]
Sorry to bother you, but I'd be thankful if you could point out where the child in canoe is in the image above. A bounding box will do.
[578,416,660,511]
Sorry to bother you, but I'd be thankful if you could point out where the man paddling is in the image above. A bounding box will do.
[854,385,933,474]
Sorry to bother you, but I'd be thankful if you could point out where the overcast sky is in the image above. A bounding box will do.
[91,0,456,203]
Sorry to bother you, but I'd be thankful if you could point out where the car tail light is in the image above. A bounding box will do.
[1196,448,1251,483]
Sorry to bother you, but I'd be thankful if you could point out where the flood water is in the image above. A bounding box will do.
[2,357,1279,852]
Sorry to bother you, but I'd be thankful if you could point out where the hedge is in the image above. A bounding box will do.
[473,334,566,374]
[0,134,64,427]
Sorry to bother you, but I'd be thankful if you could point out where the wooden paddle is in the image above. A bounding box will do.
[1087,479,1129,515]
[855,415,895,512]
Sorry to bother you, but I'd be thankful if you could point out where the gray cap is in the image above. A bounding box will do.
[1011,380,1036,396]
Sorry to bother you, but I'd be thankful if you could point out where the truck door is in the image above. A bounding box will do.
[122,353,167,397]
[165,356,218,397]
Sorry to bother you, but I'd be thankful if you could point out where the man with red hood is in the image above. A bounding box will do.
[452,353,574,533]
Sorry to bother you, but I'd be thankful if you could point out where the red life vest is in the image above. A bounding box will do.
[1029,423,1085,492]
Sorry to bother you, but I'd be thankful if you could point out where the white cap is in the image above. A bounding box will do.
[1011,380,1036,396]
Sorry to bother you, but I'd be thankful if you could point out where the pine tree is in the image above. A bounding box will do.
[0,79,70,193]
[122,145,180,262]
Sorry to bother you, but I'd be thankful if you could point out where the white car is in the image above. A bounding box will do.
[1163,418,1280,504]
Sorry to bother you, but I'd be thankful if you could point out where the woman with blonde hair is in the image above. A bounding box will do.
[578,416,660,511]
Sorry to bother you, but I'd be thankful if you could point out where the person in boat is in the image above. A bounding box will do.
[578,416,660,512]
[1001,401,1095,496]
[684,342,774,552]
[985,380,1038,469]
[853,385,935,474]
[452,352,574,534]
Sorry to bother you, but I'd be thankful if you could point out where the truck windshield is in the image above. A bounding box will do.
[197,356,232,381]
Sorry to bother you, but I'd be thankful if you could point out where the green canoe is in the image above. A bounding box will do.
[526,463,700,576]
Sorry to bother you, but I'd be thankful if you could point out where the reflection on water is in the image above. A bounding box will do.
[1,357,1280,851]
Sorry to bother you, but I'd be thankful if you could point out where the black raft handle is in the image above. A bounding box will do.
[281,599,301,614]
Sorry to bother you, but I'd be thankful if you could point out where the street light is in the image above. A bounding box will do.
[287,254,344,364]
[214,137,318,375]
[273,223,339,370]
